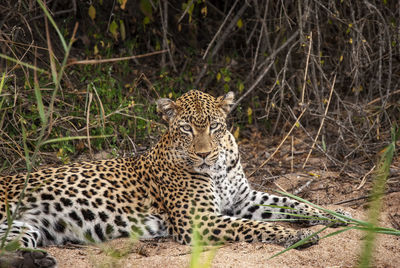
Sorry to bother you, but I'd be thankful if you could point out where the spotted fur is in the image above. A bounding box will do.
[0,90,348,265]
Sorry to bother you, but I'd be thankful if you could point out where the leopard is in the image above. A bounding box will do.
[0,90,349,267]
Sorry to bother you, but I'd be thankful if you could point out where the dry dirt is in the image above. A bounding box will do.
[46,192,400,268]
[44,135,400,267]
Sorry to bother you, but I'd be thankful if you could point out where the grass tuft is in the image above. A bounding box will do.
[358,125,399,267]
[190,223,219,268]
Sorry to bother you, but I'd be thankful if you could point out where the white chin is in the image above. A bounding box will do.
[194,163,212,173]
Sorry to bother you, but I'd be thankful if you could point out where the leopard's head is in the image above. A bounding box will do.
[157,90,234,171]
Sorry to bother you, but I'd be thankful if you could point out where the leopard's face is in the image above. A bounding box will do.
[157,90,234,171]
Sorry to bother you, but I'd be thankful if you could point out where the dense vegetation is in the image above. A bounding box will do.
[1,0,399,173]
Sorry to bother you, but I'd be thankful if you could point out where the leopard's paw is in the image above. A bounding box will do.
[283,229,319,249]
[0,250,58,268]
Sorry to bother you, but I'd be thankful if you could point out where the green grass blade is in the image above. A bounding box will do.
[190,229,203,268]
[41,135,115,145]
[269,226,329,259]
[0,1,75,253]
[4,240,21,252]
[0,72,5,111]
[190,220,218,268]
[319,226,357,240]
[274,190,367,226]
[352,226,400,235]
[0,200,12,248]
[43,23,76,130]
[0,122,34,250]
[0,54,48,74]
[0,72,5,95]
[34,83,47,125]
[36,0,68,52]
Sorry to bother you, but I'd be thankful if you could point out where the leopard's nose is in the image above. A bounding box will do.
[196,151,211,159]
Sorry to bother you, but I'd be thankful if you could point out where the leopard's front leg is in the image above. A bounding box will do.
[219,132,350,226]
[163,175,319,249]
[170,212,319,248]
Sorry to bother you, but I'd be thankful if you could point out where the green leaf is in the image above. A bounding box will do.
[143,16,151,25]
[247,107,252,124]
[109,20,119,40]
[140,0,153,19]
[155,40,161,51]
[322,136,326,151]
[188,1,195,14]
[223,83,229,92]
[88,5,96,20]
[0,73,5,111]
[237,18,243,28]
[223,76,231,82]
[238,81,244,93]
[119,20,126,41]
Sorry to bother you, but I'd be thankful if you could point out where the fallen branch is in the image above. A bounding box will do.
[66,50,167,66]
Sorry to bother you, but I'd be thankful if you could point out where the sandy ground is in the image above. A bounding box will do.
[46,200,400,268]
[46,182,400,268]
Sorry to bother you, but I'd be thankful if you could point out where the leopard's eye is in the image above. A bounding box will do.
[210,122,220,131]
[180,124,192,133]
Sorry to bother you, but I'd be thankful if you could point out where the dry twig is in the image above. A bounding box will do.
[300,31,312,105]
[231,30,299,111]
[302,75,336,168]
[248,107,307,178]
[66,50,168,67]
[195,1,249,86]
[202,0,240,60]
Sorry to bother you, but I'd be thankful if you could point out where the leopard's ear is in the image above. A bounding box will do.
[216,91,235,116]
[157,98,179,122]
